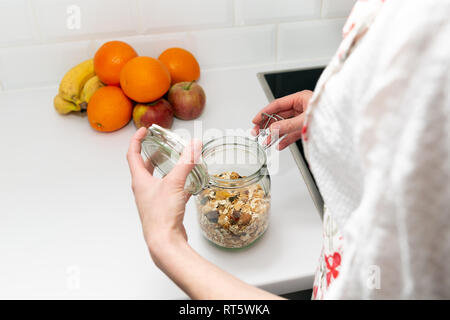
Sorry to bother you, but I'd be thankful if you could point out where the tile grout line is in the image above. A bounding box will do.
[320,0,325,18]
[231,0,237,26]
[274,23,279,64]
[0,17,347,51]
[134,0,145,34]
[28,0,43,43]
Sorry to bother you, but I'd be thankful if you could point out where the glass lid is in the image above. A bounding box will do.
[141,124,209,195]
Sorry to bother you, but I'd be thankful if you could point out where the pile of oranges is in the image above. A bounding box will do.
[88,41,200,132]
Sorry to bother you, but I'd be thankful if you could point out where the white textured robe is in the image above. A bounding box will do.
[304,0,450,299]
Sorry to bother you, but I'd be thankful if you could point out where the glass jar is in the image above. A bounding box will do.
[141,125,271,249]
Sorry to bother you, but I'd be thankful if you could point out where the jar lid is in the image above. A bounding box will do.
[141,124,209,195]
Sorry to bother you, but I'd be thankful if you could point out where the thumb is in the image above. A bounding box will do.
[166,139,203,186]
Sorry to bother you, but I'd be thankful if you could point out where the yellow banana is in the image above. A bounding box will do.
[58,59,95,106]
[54,94,80,114]
[79,75,105,110]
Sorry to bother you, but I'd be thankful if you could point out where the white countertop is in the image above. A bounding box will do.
[0,62,324,299]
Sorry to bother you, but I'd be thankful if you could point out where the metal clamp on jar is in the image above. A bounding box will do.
[141,113,284,249]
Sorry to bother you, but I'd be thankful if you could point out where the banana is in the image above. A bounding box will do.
[54,94,80,114]
[58,59,95,106]
[79,75,105,110]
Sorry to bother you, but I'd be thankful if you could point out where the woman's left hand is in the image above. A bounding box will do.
[126,127,202,259]
[127,127,282,300]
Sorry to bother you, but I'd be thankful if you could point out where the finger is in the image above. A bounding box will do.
[275,110,295,120]
[269,113,305,137]
[166,139,203,186]
[251,125,260,136]
[277,131,303,150]
[263,134,273,147]
[262,123,299,147]
[251,110,295,136]
[252,95,294,125]
[252,91,309,125]
[127,127,154,178]
[252,90,312,125]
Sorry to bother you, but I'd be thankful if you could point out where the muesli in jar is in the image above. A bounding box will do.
[196,171,270,248]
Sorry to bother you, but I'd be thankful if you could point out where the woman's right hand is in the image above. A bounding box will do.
[251,90,313,150]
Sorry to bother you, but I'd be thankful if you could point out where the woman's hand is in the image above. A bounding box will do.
[126,127,202,260]
[252,90,313,150]
[126,127,282,300]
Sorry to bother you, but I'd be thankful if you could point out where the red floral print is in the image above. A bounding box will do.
[325,252,342,287]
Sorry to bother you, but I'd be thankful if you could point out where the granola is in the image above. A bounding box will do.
[196,171,270,248]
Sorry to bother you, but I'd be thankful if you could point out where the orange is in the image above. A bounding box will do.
[87,86,133,132]
[94,41,137,85]
[158,48,200,84]
[120,56,171,103]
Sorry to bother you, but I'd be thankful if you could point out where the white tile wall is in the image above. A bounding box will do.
[235,0,320,25]
[322,0,356,18]
[32,0,139,41]
[0,0,349,90]
[189,25,276,69]
[138,0,233,32]
[0,0,36,47]
[0,41,92,90]
[278,19,346,62]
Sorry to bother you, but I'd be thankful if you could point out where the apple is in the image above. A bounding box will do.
[132,98,174,129]
[167,81,206,120]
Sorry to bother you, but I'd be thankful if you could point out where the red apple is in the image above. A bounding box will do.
[167,81,206,120]
[132,98,174,129]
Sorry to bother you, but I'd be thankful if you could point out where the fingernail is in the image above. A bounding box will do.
[138,127,147,134]
[190,139,203,164]
[191,138,203,150]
